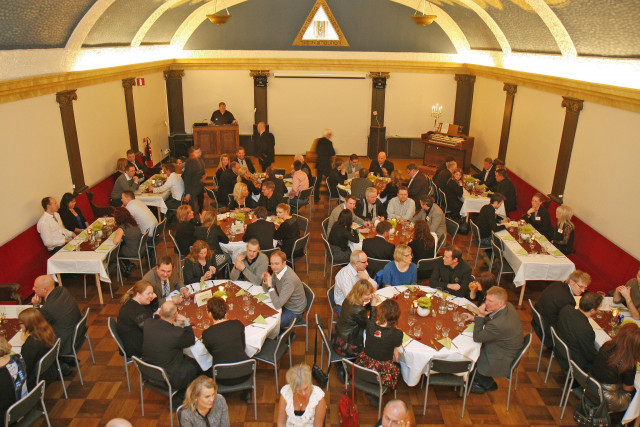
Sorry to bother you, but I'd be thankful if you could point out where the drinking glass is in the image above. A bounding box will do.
[442,327,450,338]
[403,290,410,299]
[414,326,422,339]
[435,320,442,339]
[248,306,255,317]
[243,302,250,319]
[458,320,465,331]
[197,311,203,320]
[452,311,460,323]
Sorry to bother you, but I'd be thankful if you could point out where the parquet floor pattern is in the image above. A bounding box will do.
[30,159,582,426]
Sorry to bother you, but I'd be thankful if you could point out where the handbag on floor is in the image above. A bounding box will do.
[311,326,328,388]
[573,375,610,427]
[339,364,359,427]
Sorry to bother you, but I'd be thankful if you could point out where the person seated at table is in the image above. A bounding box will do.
[407,163,429,209]
[113,157,128,181]
[294,153,313,183]
[379,170,402,204]
[556,291,602,373]
[468,271,493,305]
[350,168,374,200]
[355,187,386,222]
[202,297,251,394]
[382,245,417,287]
[18,307,57,390]
[237,166,260,196]
[179,376,230,426]
[434,159,457,190]
[117,280,157,357]
[277,364,326,427]
[228,182,257,211]
[362,220,395,263]
[111,164,140,207]
[58,192,89,234]
[590,323,640,414]
[462,286,524,394]
[327,157,348,197]
[409,220,436,261]
[274,203,300,259]
[243,206,275,250]
[112,207,143,276]
[234,146,255,174]
[333,279,377,358]
[143,257,187,309]
[121,191,158,236]
[387,186,416,223]
[375,400,410,427]
[230,238,269,286]
[215,154,231,188]
[476,192,508,247]
[328,209,360,264]
[412,195,446,243]
[261,250,307,329]
[612,267,640,320]
[0,336,27,418]
[127,148,157,179]
[522,193,553,239]
[37,196,75,254]
[345,153,363,179]
[327,195,365,233]
[473,157,496,190]
[288,160,310,206]
[183,240,218,285]
[334,250,378,311]
[154,163,185,211]
[369,151,394,178]
[444,168,463,219]
[217,161,239,207]
[356,298,403,405]
[257,180,281,216]
[194,211,230,270]
[176,156,186,173]
[494,169,517,213]
[263,167,288,200]
[552,204,575,255]
[429,245,473,298]
[532,270,591,348]
[175,205,201,256]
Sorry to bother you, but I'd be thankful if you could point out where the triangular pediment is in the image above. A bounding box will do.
[292,0,349,47]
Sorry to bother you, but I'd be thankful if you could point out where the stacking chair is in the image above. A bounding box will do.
[212,360,257,420]
[59,308,95,386]
[422,357,474,417]
[132,356,179,427]
[4,380,51,427]
[545,327,573,408]
[437,188,447,214]
[321,218,329,238]
[292,214,309,235]
[467,220,491,269]
[34,338,67,399]
[316,314,348,391]
[148,218,168,264]
[341,358,396,419]
[253,319,296,393]
[176,405,185,427]
[337,187,349,204]
[274,168,286,176]
[227,194,234,206]
[260,247,279,260]
[85,241,119,299]
[168,231,186,279]
[117,229,151,284]
[321,235,348,288]
[366,257,391,280]
[293,283,315,351]
[528,299,547,373]
[445,217,459,246]
[107,317,134,392]
[326,178,340,214]
[489,240,514,284]
[565,360,607,420]
[291,187,312,216]
[416,256,443,281]
[327,286,337,339]
[288,233,310,276]
[204,187,219,210]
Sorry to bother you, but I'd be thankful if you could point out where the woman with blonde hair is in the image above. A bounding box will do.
[215,154,231,187]
[228,182,257,211]
[381,244,417,287]
[179,375,230,426]
[116,280,157,357]
[380,169,402,202]
[194,210,230,269]
[277,363,326,427]
[175,204,200,255]
[333,279,378,358]
[237,166,260,195]
[0,336,27,417]
[114,158,128,180]
[18,308,57,389]
[552,204,575,254]
[183,240,217,285]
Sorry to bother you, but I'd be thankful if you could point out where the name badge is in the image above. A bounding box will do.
[535,216,541,221]
[557,227,563,234]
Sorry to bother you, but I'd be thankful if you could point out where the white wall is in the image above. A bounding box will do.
[468,77,504,167]
[0,95,72,244]
[133,72,170,165]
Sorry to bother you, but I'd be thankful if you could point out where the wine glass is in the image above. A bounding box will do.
[435,320,442,339]
[442,327,450,338]
[414,325,422,340]
[452,311,460,323]
[243,301,250,319]
[248,305,255,317]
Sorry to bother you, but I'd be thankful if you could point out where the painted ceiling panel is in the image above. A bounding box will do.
[83,0,160,46]
[551,0,640,58]
[184,0,457,53]
[142,1,205,45]
[0,0,95,49]
[437,2,501,51]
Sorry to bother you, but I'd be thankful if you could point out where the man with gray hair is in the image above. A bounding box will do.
[314,128,335,201]
[294,153,313,183]
[375,399,410,427]
[333,250,378,313]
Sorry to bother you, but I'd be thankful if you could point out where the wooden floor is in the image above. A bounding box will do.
[33,156,582,426]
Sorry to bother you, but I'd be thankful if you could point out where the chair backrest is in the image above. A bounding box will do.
[132,356,172,391]
[416,256,443,276]
[260,247,279,259]
[327,286,336,319]
[469,220,480,242]
[176,404,185,427]
[320,235,334,263]
[445,217,459,243]
[550,327,571,364]
[428,357,473,376]
[438,188,447,212]
[491,240,503,268]
[528,299,545,335]
[212,359,256,383]
[292,214,309,234]
[292,233,310,260]
[137,229,150,258]
[274,319,297,361]
[301,282,315,319]
[367,258,391,275]
[309,176,317,190]
[321,218,329,237]
[337,187,349,202]
[315,314,333,358]
[326,178,337,200]
[570,360,606,405]
[71,308,90,355]
[168,231,184,260]
[107,317,127,357]
[35,338,61,384]
[204,187,217,203]
[154,218,167,241]
[509,333,532,378]
[342,358,382,387]
[5,380,46,425]
[298,187,313,202]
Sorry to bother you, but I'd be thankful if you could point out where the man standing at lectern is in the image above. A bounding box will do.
[210,101,237,125]
[257,122,275,172]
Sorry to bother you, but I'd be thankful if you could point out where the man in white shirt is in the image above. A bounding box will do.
[121,191,158,235]
[37,197,75,253]
[386,186,416,222]
[154,163,184,210]
[334,250,378,314]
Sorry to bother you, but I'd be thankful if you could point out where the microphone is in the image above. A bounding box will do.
[373,110,381,127]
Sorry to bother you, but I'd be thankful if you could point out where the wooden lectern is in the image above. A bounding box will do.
[193,125,239,168]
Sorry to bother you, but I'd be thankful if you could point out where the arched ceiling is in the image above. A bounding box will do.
[1,0,639,59]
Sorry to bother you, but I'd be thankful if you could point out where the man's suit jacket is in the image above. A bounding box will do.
[350,178,373,200]
[355,199,386,221]
[111,174,139,202]
[362,236,395,261]
[434,169,452,190]
[263,177,287,200]
[243,219,276,250]
[182,157,205,198]
[474,303,524,378]
[233,156,256,174]
[495,177,517,212]
[556,306,597,372]
[142,268,184,310]
[257,132,275,166]
[408,172,429,203]
[315,137,335,171]
[142,318,196,385]
[473,166,496,190]
[217,168,237,205]
[369,160,395,177]
[40,287,82,356]
[533,281,575,343]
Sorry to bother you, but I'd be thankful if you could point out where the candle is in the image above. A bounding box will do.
[226,212,230,219]
[612,308,619,318]
[218,285,224,292]
[413,301,418,309]
[102,218,107,226]
[222,295,228,302]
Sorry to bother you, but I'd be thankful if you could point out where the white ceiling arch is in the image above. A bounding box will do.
[65,0,117,50]
[525,0,576,57]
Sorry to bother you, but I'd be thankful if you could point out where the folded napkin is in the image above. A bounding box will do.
[437,337,452,349]
[255,294,268,303]
[502,234,516,241]
[96,243,110,251]
[253,315,268,324]
[537,235,548,242]
[406,285,415,292]
[78,231,88,238]
[550,249,564,257]
[235,289,246,297]
[63,243,76,251]
[470,195,479,199]
[358,233,365,240]
[402,332,411,344]
[516,248,528,256]
[464,323,474,332]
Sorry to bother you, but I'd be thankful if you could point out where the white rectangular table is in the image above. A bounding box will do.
[459,189,506,218]
[135,181,170,221]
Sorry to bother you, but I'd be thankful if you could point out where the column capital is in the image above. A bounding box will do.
[122,78,136,90]
[249,70,270,77]
[561,96,584,113]
[56,90,77,107]
[368,72,390,79]
[163,69,185,81]
[503,83,518,96]
[455,74,476,84]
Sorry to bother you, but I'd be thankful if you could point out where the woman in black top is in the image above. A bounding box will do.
[552,205,575,255]
[274,203,300,258]
[444,168,463,218]
[183,240,217,285]
[228,182,257,211]
[333,280,376,357]
[59,192,89,234]
[327,209,359,264]
[408,220,436,261]
[18,308,57,389]
[468,271,491,305]
[194,210,230,268]
[0,337,27,419]
[175,205,199,256]
[116,281,156,357]
[215,154,231,187]
[379,170,402,203]
[327,158,347,198]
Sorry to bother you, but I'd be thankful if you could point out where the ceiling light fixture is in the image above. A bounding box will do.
[412,0,437,26]
[207,0,231,25]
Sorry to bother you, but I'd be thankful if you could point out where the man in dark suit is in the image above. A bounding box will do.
[314,129,335,201]
[476,193,508,246]
[142,257,187,310]
[256,122,275,172]
[362,221,395,264]
[412,196,446,243]
[263,167,287,200]
[533,270,591,347]
[369,152,394,177]
[494,169,517,213]
[406,163,429,210]
[556,292,602,372]
[463,286,524,394]
[233,147,256,173]
[429,245,473,298]
[217,161,239,207]
[257,180,280,215]
[243,206,275,250]
[111,164,140,206]
[355,187,386,222]
[31,275,82,358]
[522,193,554,239]
[473,157,496,190]
[434,159,456,189]
[182,147,206,213]
[350,168,374,200]
[126,149,148,180]
[142,301,200,391]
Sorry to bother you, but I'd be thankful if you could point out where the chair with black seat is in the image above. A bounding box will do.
[147,218,168,265]
[416,256,443,281]
[107,317,134,392]
[59,307,95,386]
[422,357,474,417]
[212,360,257,420]
[326,178,339,214]
[168,231,187,279]
[366,257,391,279]
[288,233,310,276]
[528,298,547,373]
[321,218,329,238]
[292,283,315,351]
[489,239,514,285]
[545,327,573,407]
[117,229,151,284]
[4,380,51,427]
[291,187,313,216]
[131,356,179,427]
[0,283,23,304]
[437,188,447,215]
[292,214,309,235]
[204,187,220,211]
[252,319,296,393]
[445,217,459,246]
[259,247,279,260]
[274,168,286,176]
[327,286,337,339]
[87,191,114,218]
[565,360,607,420]
[321,235,348,288]
[467,220,491,269]
[341,358,396,419]
[34,338,67,399]
[316,314,348,391]
[337,187,349,204]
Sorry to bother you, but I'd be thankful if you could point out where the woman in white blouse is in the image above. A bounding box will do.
[277,364,326,427]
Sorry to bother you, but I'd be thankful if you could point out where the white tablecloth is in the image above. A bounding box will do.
[375,285,482,387]
[135,186,170,214]
[495,227,575,287]
[0,305,31,352]
[182,280,281,371]
[459,189,506,218]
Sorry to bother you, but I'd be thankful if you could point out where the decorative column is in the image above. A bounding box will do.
[453,74,476,135]
[368,72,389,159]
[163,69,185,134]
[498,83,518,161]
[56,89,87,193]
[122,78,139,152]
[250,70,270,155]
[550,97,584,203]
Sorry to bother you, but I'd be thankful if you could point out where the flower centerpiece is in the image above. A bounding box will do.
[389,218,397,228]
[520,224,534,241]
[92,222,103,231]
[235,212,246,223]
[416,296,431,317]
[212,289,228,299]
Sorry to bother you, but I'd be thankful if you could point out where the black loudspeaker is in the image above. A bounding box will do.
[368,126,386,159]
